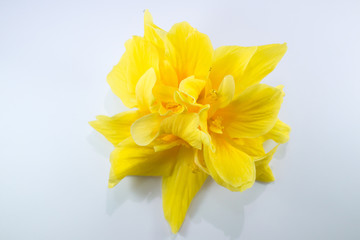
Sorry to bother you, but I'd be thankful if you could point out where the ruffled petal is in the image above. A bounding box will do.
[165,22,213,81]
[160,112,203,149]
[162,146,207,233]
[135,68,156,111]
[179,76,206,103]
[233,138,266,158]
[207,75,235,117]
[255,145,278,182]
[107,36,159,108]
[144,10,166,50]
[210,46,257,90]
[210,44,287,95]
[131,113,162,146]
[89,111,142,146]
[217,84,284,138]
[109,137,178,188]
[263,119,291,144]
[203,135,255,191]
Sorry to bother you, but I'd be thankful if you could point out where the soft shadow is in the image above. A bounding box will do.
[86,130,113,158]
[274,142,288,160]
[181,179,267,239]
[106,176,162,216]
[104,90,126,116]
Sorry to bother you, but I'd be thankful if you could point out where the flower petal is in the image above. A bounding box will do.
[208,75,235,117]
[210,46,257,90]
[144,10,166,50]
[233,138,266,158]
[210,44,287,95]
[238,43,287,93]
[131,113,162,146]
[204,135,255,191]
[216,75,235,108]
[159,60,178,87]
[89,111,142,146]
[217,84,284,138]
[179,76,206,102]
[107,36,159,108]
[255,145,278,182]
[263,119,291,144]
[135,68,156,111]
[109,137,177,188]
[165,22,213,81]
[162,146,207,233]
[160,112,202,149]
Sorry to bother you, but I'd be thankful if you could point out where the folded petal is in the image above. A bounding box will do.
[238,43,287,93]
[159,60,178,87]
[144,10,166,50]
[217,84,284,138]
[179,76,206,103]
[162,146,207,233]
[255,145,278,182]
[109,137,178,188]
[263,119,291,144]
[216,75,235,108]
[204,135,255,191]
[207,75,235,117]
[89,111,142,146]
[107,36,159,108]
[165,22,213,81]
[232,138,266,158]
[160,112,203,149]
[135,68,156,111]
[210,46,257,90]
[131,113,162,146]
[210,44,287,95]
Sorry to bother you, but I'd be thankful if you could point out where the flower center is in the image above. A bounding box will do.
[165,102,182,112]
[209,89,218,101]
[209,116,224,134]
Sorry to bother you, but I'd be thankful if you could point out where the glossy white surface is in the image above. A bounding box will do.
[1,0,359,239]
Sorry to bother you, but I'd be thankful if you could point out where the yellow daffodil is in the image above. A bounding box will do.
[90,10,290,233]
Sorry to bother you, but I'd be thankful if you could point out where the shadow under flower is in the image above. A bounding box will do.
[106,176,162,216]
[88,121,288,238]
[178,178,268,239]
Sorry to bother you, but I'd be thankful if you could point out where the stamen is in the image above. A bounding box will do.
[209,89,218,101]
[209,116,224,134]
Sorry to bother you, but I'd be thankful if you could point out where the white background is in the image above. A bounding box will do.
[1,0,360,239]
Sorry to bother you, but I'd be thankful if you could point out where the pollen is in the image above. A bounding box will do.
[209,116,224,134]
[207,89,218,103]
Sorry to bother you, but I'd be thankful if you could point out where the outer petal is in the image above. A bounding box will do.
[131,113,162,146]
[109,137,178,188]
[263,119,291,144]
[160,112,203,149]
[162,146,208,233]
[107,36,159,108]
[217,84,284,139]
[255,145,278,182]
[210,44,287,95]
[210,46,257,90]
[89,111,142,146]
[233,138,266,158]
[237,43,287,93]
[144,10,166,50]
[165,22,213,81]
[135,68,156,111]
[204,134,255,191]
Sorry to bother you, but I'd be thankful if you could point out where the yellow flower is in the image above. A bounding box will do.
[90,10,290,233]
